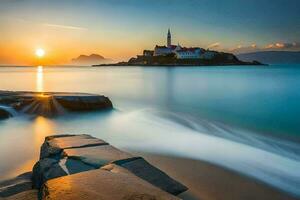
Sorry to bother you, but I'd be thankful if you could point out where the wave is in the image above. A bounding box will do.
[108,108,300,197]
[153,109,300,161]
[0,105,18,117]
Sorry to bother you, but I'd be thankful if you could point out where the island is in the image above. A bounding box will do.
[71,54,111,66]
[94,29,263,67]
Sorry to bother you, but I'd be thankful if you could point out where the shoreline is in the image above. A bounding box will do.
[93,62,267,67]
[134,151,297,200]
[0,143,297,200]
[0,63,268,68]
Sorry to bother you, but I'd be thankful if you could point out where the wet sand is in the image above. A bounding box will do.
[136,152,297,200]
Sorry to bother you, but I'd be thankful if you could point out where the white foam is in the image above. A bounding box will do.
[107,108,300,197]
[0,105,18,117]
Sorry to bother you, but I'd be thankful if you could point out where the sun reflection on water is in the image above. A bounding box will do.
[5,116,55,179]
[33,116,55,146]
[36,66,43,92]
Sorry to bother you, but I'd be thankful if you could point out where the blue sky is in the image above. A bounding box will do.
[0,0,299,64]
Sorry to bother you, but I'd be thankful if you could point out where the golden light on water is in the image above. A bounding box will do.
[33,116,55,145]
[6,116,55,179]
[36,66,44,92]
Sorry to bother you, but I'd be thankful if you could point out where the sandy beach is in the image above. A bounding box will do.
[137,152,297,200]
[0,136,298,200]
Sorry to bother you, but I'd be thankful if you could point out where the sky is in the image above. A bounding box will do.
[0,0,299,65]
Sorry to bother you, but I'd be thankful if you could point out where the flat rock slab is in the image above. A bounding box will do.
[32,134,188,196]
[33,135,111,188]
[60,158,95,174]
[0,90,113,117]
[54,95,112,111]
[40,134,108,159]
[113,158,188,195]
[5,190,38,200]
[0,172,32,198]
[42,168,180,200]
[47,134,108,150]
[64,145,133,168]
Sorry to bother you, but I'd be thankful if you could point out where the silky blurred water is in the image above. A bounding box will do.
[0,65,300,196]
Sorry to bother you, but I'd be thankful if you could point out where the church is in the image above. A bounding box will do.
[150,29,203,59]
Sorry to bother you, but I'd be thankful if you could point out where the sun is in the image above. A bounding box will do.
[35,48,45,58]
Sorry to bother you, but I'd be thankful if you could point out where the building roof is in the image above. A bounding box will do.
[176,47,201,53]
[155,45,178,50]
[155,45,168,49]
[169,45,177,49]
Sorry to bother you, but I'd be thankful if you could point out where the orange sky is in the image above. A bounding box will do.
[1,0,299,66]
[0,15,156,65]
[0,21,146,65]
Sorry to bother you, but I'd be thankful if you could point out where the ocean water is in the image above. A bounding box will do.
[0,65,300,196]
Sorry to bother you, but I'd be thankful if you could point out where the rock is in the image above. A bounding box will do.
[55,95,113,111]
[32,134,188,196]
[0,91,113,117]
[113,158,188,195]
[61,158,95,174]
[32,158,67,189]
[39,141,62,160]
[42,167,180,200]
[63,145,134,168]
[40,134,107,159]
[46,134,108,150]
[0,173,32,198]
[33,134,107,188]
[5,190,38,200]
[0,108,10,120]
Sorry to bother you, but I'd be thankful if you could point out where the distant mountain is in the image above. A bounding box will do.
[71,54,110,66]
[237,51,300,64]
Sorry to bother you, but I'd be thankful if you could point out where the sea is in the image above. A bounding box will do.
[0,64,299,197]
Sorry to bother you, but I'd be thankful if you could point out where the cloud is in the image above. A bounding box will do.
[229,42,300,54]
[264,42,299,50]
[229,44,257,53]
[43,23,87,31]
[12,17,87,31]
[207,42,220,49]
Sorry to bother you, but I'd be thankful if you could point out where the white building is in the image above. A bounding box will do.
[154,29,177,56]
[175,48,202,59]
[153,29,205,59]
[153,45,173,56]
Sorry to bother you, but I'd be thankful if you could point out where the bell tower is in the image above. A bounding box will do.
[167,28,171,48]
